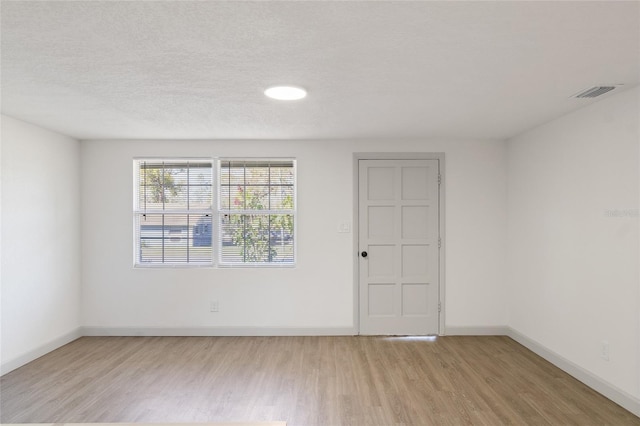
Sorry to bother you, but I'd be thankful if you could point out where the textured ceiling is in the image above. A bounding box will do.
[1,1,638,141]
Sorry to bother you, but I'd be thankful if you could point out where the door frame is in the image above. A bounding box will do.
[353,152,446,335]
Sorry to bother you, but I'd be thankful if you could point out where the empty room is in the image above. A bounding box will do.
[1,1,639,425]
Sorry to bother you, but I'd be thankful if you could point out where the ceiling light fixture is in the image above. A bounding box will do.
[264,86,307,101]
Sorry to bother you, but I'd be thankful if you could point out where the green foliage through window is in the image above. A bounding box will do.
[220,160,295,264]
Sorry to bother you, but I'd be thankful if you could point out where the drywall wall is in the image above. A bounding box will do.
[507,87,640,399]
[1,115,82,372]
[80,138,507,332]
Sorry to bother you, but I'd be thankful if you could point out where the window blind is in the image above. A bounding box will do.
[134,160,213,266]
[219,159,295,265]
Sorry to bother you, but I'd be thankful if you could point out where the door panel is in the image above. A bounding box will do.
[359,159,439,335]
[368,284,395,316]
[402,206,430,239]
[368,245,395,277]
[368,206,395,238]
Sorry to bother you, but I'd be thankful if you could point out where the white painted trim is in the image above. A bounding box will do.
[444,326,510,336]
[507,327,640,417]
[353,153,446,335]
[352,154,360,334]
[81,326,356,337]
[437,155,446,335]
[0,328,82,375]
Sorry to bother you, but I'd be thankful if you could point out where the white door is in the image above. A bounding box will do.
[359,159,440,335]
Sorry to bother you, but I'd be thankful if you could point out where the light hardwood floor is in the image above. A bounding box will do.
[1,336,639,425]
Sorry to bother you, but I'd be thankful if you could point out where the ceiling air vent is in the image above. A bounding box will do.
[573,86,616,99]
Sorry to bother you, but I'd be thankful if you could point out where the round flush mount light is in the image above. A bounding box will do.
[264,86,307,100]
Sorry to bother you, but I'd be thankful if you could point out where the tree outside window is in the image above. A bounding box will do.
[220,160,295,265]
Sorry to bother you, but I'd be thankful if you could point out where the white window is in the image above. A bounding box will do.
[218,159,296,266]
[133,158,295,267]
[134,159,213,266]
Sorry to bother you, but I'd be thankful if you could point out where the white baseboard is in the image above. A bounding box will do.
[506,327,640,418]
[444,326,510,335]
[1,327,82,375]
[81,326,356,337]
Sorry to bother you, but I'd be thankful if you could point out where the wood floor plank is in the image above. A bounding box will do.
[1,336,639,425]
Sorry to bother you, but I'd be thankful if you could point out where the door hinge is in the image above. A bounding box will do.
[438,173,441,186]
[438,302,441,312]
[438,237,441,249]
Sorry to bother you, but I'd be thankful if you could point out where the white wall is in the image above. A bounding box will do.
[1,115,82,372]
[80,138,507,332]
[507,87,640,399]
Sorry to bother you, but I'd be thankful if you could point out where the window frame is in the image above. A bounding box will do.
[216,158,297,268]
[132,157,297,268]
[133,158,215,268]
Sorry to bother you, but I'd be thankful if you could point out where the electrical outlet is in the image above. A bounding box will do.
[601,340,609,361]
[210,300,219,312]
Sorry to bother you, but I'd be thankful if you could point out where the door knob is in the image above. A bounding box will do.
[361,251,368,258]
